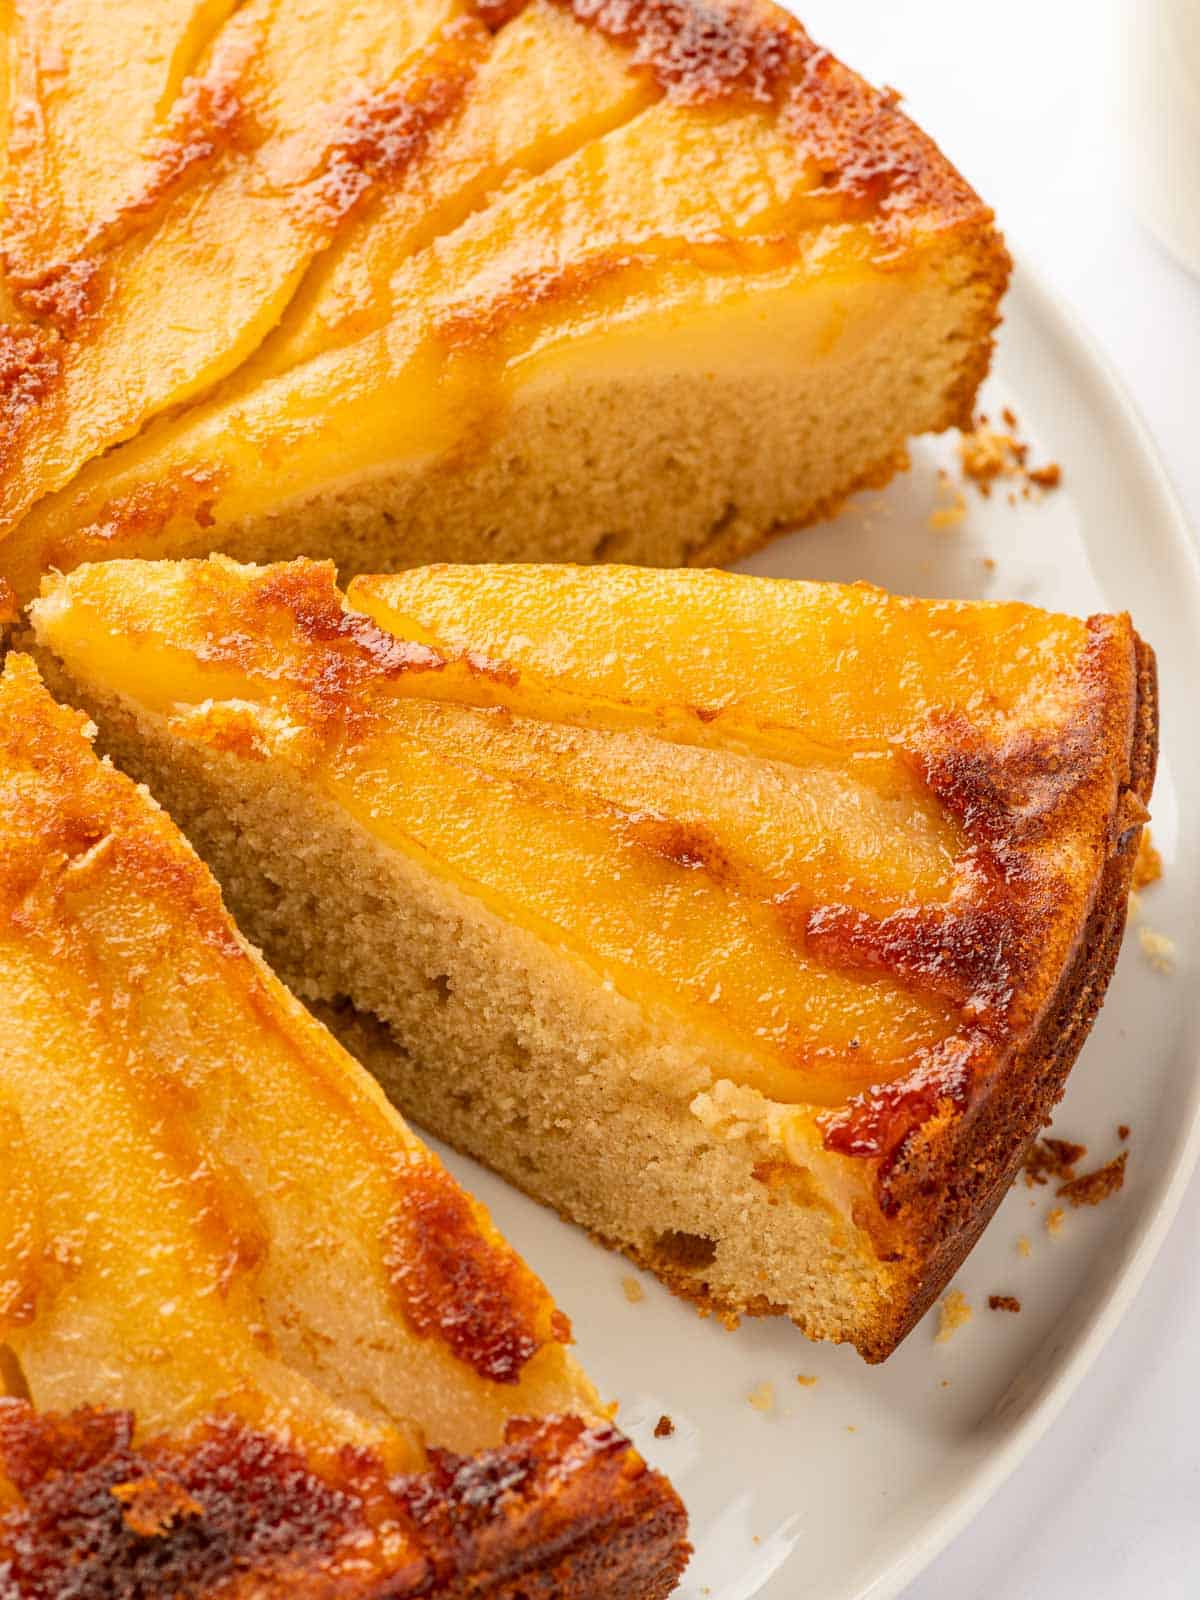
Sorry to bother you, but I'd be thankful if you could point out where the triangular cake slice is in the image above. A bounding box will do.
[0,653,687,1596]
[1,0,1007,600]
[31,559,1156,1359]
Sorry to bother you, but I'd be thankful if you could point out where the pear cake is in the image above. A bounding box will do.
[32,558,1157,1361]
[0,652,688,1596]
[0,0,1008,601]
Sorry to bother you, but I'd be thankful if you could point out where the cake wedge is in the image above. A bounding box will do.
[0,0,1008,600]
[0,651,687,1597]
[31,558,1157,1360]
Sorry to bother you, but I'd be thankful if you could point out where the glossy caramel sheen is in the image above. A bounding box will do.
[0,653,595,1459]
[0,0,1003,597]
[34,559,1142,1158]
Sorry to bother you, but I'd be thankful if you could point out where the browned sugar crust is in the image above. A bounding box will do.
[469,0,995,253]
[857,634,1158,1357]
[0,1400,689,1600]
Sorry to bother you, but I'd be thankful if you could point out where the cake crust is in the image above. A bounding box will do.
[0,1401,688,1600]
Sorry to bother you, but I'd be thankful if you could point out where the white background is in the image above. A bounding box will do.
[788,2,1200,1594]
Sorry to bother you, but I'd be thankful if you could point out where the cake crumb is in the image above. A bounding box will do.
[939,1379,951,1389]
[959,425,1015,484]
[1133,831,1162,890]
[957,416,1061,499]
[1058,1152,1127,1208]
[988,1294,1021,1313]
[1017,1235,1032,1258]
[981,556,997,571]
[621,1275,645,1304]
[928,489,968,530]
[653,1414,675,1439]
[1046,1207,1065,1236]
[747,1381,775,1414]
[935,1288,972,1342]
[1001,406,1018,428]
[1118,1124,1130,1142]
[795,1374,818,1388]
[1139,926,1176,973]
[846,1425,857,1433]
[1025,1137,1087,1187]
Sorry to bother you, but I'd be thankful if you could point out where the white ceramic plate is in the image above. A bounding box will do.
[429,267,1200,1600]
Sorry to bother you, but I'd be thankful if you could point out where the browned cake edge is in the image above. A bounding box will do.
[858,632,1158,1358]
[0,1401,689,1600]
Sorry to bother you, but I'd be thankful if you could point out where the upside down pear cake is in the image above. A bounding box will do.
[0,0,1007,601]
[0,652,688,1597]
[32,559,1157,1360]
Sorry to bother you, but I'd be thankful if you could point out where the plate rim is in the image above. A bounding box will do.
[862,257,1200,1600]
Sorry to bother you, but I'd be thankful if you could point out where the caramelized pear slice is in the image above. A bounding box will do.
[0,652,594,1457]
[0,0,471,532]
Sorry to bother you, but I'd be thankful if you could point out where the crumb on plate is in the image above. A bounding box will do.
[796,1374,818,1388]
[935,1288,972,1343]
[621,1275,645,1304]
[1025,1136,1087,1187]
[653,1414,675,1439]
[957,415,1061,499]
[747,1381,775,1414]
[988,1294,1021,1313]
[928,489,968,530]
[1046,1206,1065,1236]
[1058,1152,1128,1208]
[1139,926,1176,973]
[1017,1235,1032,1258]
[1133,830,1163,890]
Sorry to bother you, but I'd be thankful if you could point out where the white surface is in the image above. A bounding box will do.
[1119,0,1200,277]
[793,4,1200,1595]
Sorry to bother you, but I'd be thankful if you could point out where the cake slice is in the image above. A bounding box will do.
[1,0,1008,600]
[31,558,1156,1360]
[0,652,687,1596]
